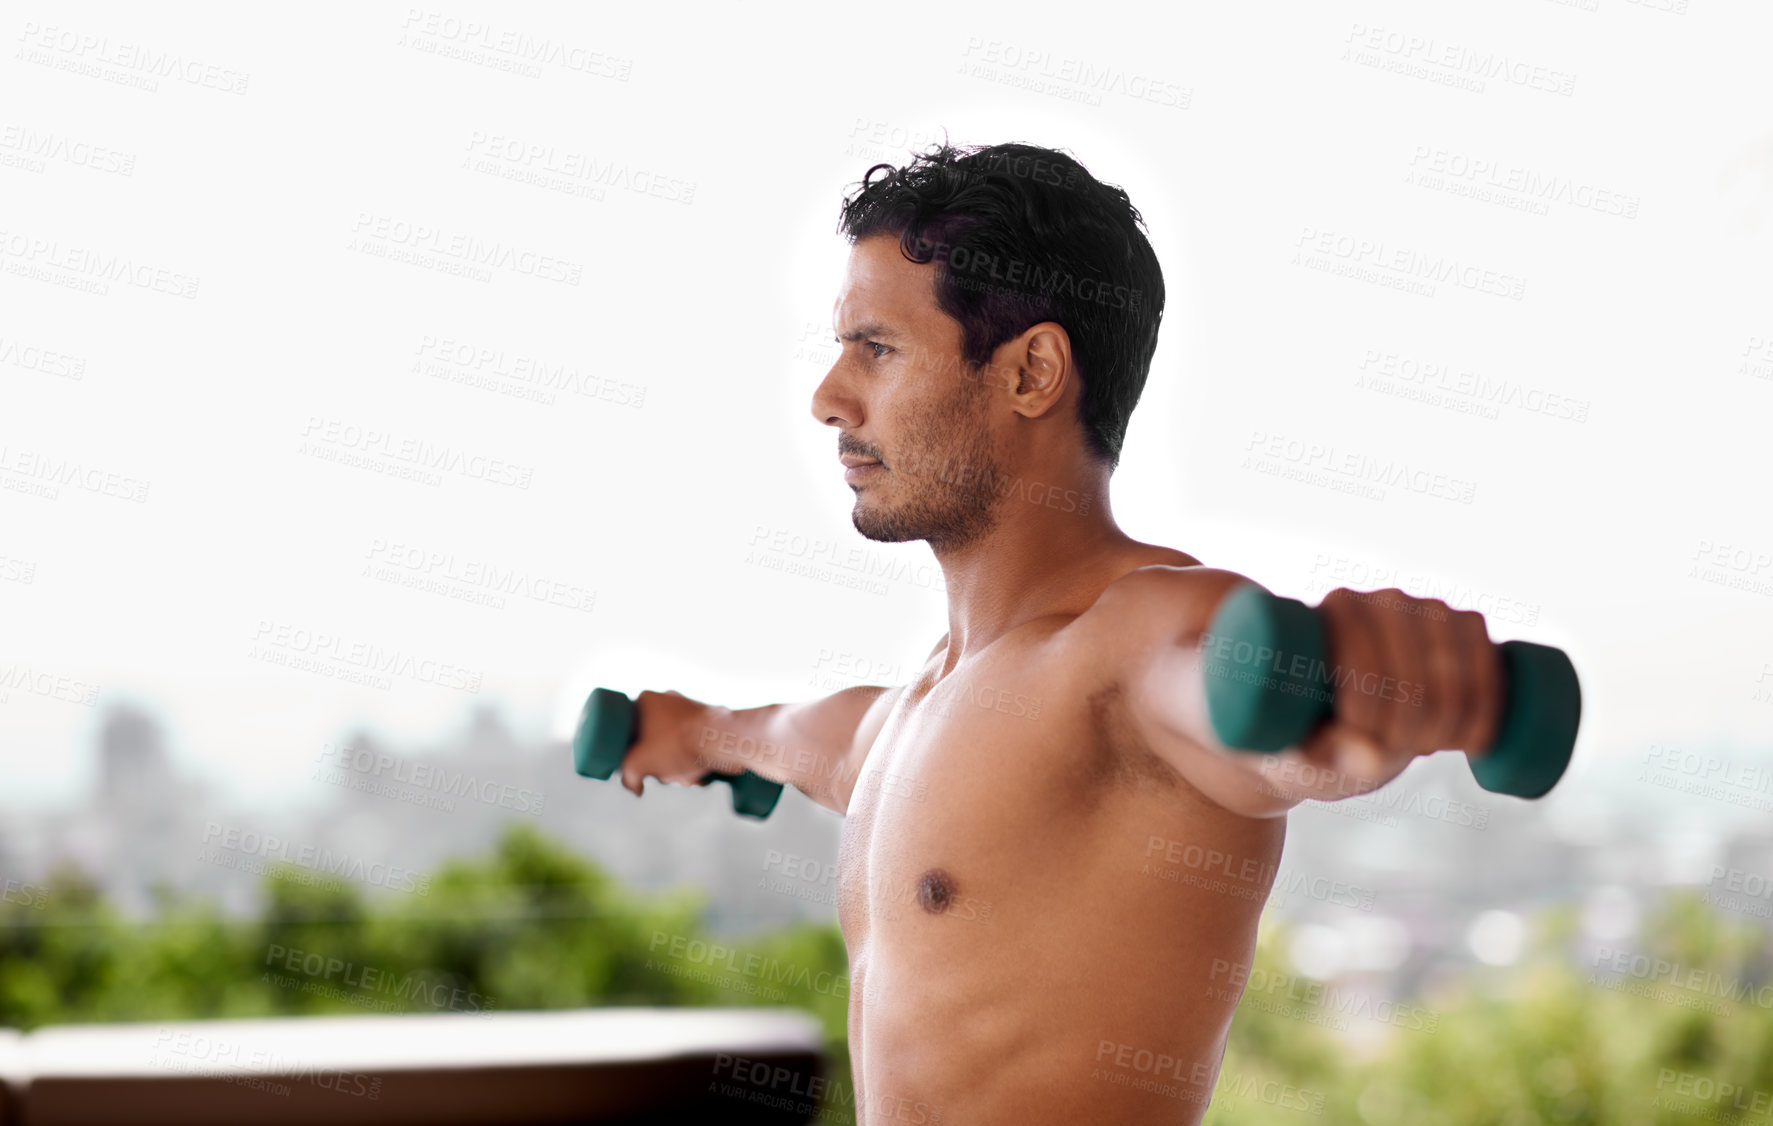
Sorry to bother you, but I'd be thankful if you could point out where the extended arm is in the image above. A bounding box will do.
[621,635,946,815]
[692,684,899,814]
[1099,566,1500,818]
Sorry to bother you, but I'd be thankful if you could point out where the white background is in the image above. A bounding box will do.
[2,0,1769,824]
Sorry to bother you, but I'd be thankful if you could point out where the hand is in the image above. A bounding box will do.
[618,689,717,797]
[1296,587,1504,793]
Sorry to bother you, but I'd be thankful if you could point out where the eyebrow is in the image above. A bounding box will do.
[835,322,902,343]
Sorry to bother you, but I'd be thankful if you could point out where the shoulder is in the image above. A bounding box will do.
[1027,559,1269,723]
[1047,563,1289,817]
[1069,562,1267,661]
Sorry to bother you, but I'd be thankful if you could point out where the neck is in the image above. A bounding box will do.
[928,461,1144,669]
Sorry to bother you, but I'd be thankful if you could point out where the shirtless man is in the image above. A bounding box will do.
[619,142,1504,1124]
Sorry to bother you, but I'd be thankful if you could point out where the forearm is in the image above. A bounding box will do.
[1135,615,1416,822]
[689,684,891,814]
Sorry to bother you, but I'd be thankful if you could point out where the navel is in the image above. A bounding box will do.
[916,867,956,914]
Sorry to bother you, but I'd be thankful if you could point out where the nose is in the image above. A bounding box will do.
[810,361,858,431]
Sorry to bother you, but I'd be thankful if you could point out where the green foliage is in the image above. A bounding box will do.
[8,828,1773,1126]
[1207,894,1773,1126]
[0,824,846,1029]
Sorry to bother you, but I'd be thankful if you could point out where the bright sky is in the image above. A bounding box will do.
[2,0,1768,815]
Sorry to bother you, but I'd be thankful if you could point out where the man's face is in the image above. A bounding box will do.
[812,234,1008,553]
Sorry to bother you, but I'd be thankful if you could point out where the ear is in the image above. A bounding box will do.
[999,322,1072,420]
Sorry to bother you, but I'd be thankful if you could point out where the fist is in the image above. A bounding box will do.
[1301,587,1503,790]
[618,689,716,797]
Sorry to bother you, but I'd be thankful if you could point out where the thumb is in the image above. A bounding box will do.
[619,758,645,797]
[1300,721,1387,794]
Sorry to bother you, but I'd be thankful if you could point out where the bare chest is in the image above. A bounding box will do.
[834,648,1098,938]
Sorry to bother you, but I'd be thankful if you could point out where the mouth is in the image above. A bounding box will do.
[842,460,882,482]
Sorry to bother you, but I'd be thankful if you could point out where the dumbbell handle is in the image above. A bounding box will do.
[1201,584,1581,798]
[571,688,784,819]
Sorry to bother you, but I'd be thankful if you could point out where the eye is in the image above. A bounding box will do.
[867,342,893,359]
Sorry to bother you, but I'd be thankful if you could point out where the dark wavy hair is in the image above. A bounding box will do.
[836,140,1165,471]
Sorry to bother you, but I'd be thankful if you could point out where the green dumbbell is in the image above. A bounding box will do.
[571,687,784,819]
[1200,584,1581,798]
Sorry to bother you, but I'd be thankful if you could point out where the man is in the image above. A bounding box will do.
[620,142,1503,1124]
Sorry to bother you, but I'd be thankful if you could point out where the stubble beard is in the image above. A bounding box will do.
[850,383,1003,555]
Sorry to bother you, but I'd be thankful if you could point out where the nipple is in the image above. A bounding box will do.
[916,867,956,913]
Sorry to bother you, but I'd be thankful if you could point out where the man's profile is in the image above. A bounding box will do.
[620,140,1503,1124]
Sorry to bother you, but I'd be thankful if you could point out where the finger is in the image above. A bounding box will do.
[1449,609,1503,754]
[1320,589,1386,751]
[1361,588,1424,754]
[1410,598,1461,752]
